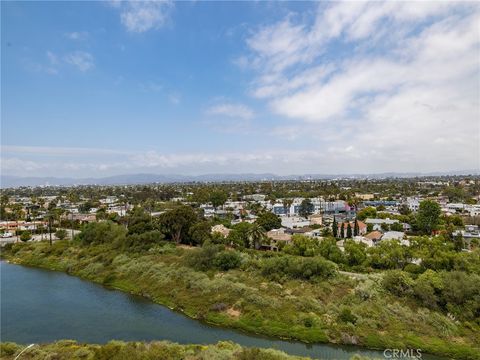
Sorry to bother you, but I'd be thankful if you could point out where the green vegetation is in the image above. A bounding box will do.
[298,199,314,218]
[2,239,479,359]
[256,212,282,231]
[19,231,32,242]
[0,340,307,360]
[55,229,68,240]
[416,200,442,235]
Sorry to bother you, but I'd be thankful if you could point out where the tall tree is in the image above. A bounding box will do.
[299,198,314,218]
[209,190,228,209]
[247,223,266,250]
[340,223,345,239]
[354,219,359,237]
[283,199,293,217]
[346,223,353,238]
[416,200,441,235]
[256,212,282,231]
[332,216,338,238]
[159,205,198,244]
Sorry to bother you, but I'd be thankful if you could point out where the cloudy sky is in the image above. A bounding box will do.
[2,1,479,177]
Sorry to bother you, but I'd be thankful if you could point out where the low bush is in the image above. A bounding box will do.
[338,308,357,324]
[213,251,242,271]
[261,255,337,281]
[382,270,413,296]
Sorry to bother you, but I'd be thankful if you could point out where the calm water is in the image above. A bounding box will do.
[0,262,438,359]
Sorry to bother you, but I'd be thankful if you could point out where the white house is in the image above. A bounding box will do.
[281,216,310,229]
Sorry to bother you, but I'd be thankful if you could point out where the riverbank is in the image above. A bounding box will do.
[0,340,310,359]
[2,241,479,360]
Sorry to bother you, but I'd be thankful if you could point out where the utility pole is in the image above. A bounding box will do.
[48,215,53,246]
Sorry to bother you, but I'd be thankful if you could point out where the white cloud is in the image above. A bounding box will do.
[205,102,255,133]
[241,2,480,172]
[64,31,89,41]
[206,103,255,120]
[64,51,94,72]
[2,144,477,178]
[2,145,129,156]
[115,1,173,33]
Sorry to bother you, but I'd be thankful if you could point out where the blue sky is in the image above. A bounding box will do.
[2,1,479,177]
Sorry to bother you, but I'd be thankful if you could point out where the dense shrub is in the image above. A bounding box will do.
[20,231,32,242]
[188,244,242,271]
[283,235,320,257]
[123,230,164,251]
[338,308,357,324]
[76,221,127,246]
[213,250,242,271]
[385,268,480,322]
[261,255,337,281]
[440,271,480,321]
[188,244,224,270]
[55,229,68,240]
[382,270,413,296]
[412,269,443,309]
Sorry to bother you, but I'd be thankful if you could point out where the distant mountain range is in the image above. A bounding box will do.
[1,170,479,188]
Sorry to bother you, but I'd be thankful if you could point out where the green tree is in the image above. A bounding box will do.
[332,216,338,238]
[283,235,319,257]
[344,240,367,266]
[366,223,374,232]
[213,250,242,270]
[398,204,412,216]
[367,240,410,269]
[209,190,228,209]
[382,270,414,296]
[453,232,464,252]
[346,223,352,238]
[77,221,127,246]
[247,223,267,249]
[0,194,9,220]
[188,221,212,246]
[159,205,198,244]
[413,269,443,309]
[416,200,442,235]
[353,219,359,236]
[318,238,345,264]
[390,222,404,232]
[127,207,155,235]
[340,223,345,239]
[283,199,293,217]
[96,208,108,221]
[298,198,314,218]
[256,212,282,231]
[227,222,253,248]
[356,207,377,221]
[20,231,32,242]
[55,229,68,240]
[443,186,466,202]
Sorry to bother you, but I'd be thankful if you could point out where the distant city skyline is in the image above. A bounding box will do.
[2,1,479,177]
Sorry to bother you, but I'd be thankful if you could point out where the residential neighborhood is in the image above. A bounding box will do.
[2,176,479,255]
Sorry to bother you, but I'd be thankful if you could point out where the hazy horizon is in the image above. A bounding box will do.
[2,1,479,177]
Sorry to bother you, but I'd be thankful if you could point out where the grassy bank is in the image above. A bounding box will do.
[0,340,309,360]
[2,241,479,360]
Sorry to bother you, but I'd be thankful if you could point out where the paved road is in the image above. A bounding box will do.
[0,228,80,246]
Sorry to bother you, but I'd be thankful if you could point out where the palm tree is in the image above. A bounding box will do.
[45,211,57,246]
[247,223,266,250]
[283,199,293,217]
